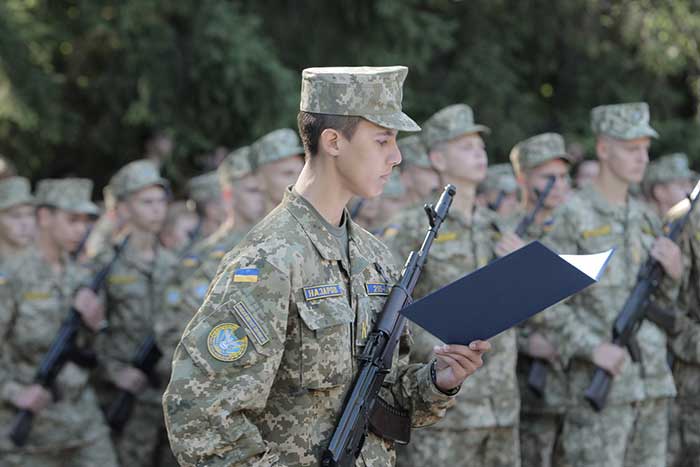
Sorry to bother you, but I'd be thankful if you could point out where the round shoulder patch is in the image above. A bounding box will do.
[207,323,248,362]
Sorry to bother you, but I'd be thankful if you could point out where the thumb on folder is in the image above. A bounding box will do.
[433,340,491,393]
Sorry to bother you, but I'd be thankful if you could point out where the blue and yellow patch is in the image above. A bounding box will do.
[303,284,343,301]
[181,255,200,268]
[209,247,227,260]
[365,283,390,296]
[207,323,248,362]
[193,281,209,300]
[382,224,400,238]
[233,301,270,346]
[233,267,259,283]
[0,273,6,286]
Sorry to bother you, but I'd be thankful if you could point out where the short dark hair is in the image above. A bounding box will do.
[297,111,362,157]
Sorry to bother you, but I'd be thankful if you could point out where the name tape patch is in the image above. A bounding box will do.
[582,225,611,239]
[303,284,343,301]
[365,283,390,296]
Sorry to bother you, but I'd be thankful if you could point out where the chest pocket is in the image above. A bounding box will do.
[296,297,354,390]
[16,290,63,354]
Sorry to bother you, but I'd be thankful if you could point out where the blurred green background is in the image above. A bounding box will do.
[1,0,699,194]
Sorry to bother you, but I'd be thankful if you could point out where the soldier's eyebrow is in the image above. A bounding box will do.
[375,130,397,137]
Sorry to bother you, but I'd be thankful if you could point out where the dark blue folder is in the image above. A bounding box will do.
[400,241,611,345]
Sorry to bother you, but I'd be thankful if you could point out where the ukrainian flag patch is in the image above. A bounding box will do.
[233,268,259,283]
[0,273,6,286]
[303,284,343,301]
[365,283,389,296]
[181,255,200,268]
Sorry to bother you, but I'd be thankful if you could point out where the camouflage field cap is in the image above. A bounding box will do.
[509,132,573,177]
[251,128,304,167]
[35,178,99,215]
[643,152,696,194]
[398,135,432,170]
[591,102,659,140]
[187,172,221,203]
[480,163,518,193]
[300,66,420,132]
[218,146,254,185]
[109,159,170,200]
[421,104,490,150]
[0,176,34,211]
[382,169,406,198]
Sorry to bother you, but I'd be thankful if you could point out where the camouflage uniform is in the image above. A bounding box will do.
[92,160,178,467]
[387,105,520,467]
[504,133,574,467]
[642,154,700,467]
[540,103,676,467]
[0,179,117,467]
[0,177,34,264]
[163,66,457,467]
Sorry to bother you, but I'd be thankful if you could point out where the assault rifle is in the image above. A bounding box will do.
[10,235,130,447]
[321,184,456,467]
[584,179,700,411]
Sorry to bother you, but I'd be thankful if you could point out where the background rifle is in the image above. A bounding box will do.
[321,184,456,467]
[584,179,700,411]
[105,333,163,432]
[512,175,556,398]
[9,235,130,447]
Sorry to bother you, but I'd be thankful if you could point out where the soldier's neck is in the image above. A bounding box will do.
[126,228,158,261]
[294,163,352,227]
[443,175,477,221]
[593,171,628,206]
[37,230,63,271]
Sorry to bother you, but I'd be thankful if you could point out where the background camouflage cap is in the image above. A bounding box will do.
[643,152,696,195]
[300,66,420,132]
[187,172,222,203]
[35,178,99,215]
[109,159,170,200]
[398,135,432,170]
[251,128,304,167]
[218,146,255,185]
[0,176,34,211]
[591,102,659,140]
[382,169,406,198]
[509,132,573,177]
[421,104,490,150]
[479,163,518,193]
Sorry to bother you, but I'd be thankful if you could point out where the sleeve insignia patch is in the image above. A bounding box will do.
[193,281,209,300]
[181,255,200,268]
[209,247,227,260]
[207,323,248,362]
[303,284,343,301]
[233,301,270,346]
[0,273,6,285]
[365,283,389,296]
[233,267,259,283]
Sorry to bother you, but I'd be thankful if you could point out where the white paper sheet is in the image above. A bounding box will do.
[559,249,615,281]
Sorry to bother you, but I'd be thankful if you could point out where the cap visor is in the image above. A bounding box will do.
[364,112,421,132]
[630,124,659,139]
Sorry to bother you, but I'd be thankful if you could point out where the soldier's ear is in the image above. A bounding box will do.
[319,128,341,158]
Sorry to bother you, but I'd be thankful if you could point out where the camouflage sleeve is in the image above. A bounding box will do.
[540,208,601,365]
[0,270,24,403]
[646,210,681,307]
[163,256,290,467]
[389,330,456,428]
[668,231,700,364]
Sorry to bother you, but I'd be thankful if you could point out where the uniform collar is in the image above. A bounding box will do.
[282,188,372,275]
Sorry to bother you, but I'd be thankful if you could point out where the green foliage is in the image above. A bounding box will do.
[1,0,700,193]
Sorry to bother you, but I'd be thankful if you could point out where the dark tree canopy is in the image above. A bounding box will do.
[1,0,699,194]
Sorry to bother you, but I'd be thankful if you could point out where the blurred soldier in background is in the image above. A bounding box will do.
[158,201,198,255]
[397,134,439,204]
[0,178,118,467]
[186,171,226,245]
[251,128,304,214]
[91,159,178,467]
[478,163,519,217]
[0,177,36,262]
